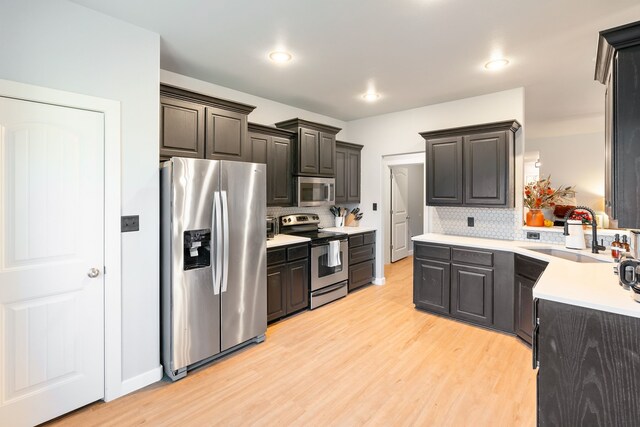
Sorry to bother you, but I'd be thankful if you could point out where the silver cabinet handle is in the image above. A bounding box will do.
[87,268,100,278]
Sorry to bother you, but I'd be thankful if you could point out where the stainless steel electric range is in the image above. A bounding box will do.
[279,214,349,309]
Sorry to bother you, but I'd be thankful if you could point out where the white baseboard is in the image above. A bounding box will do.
[373,277,386,285]
[120,365,163,397]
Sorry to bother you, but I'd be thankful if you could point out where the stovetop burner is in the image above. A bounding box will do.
[278,213,347,245]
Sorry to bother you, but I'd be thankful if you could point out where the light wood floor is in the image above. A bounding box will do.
[48,257,536,426]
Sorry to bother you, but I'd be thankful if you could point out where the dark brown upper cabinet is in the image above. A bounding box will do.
[160,85,255,162]
[335,141,363,204]
[248,123,295,207]
[420,120,520,208]
[275,118,341,177]
[595,21,640,229]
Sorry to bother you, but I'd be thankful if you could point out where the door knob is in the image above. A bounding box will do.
[87,268,100,278]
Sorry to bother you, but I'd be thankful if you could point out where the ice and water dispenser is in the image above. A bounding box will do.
[183,229,211,270]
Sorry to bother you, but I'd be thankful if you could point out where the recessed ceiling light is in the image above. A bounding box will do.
[484,58,509,70]
[268,50,292,63]
[362,92,380,102]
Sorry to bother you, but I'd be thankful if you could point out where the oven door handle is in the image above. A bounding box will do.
[314,282,346,297]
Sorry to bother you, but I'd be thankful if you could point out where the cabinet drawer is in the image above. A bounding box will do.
[414,243,450,261]
[286,244,309,262]
[452,247,493,267]
[267,247,286,266]
[363,232,375,245]
[515,255,548,281]
[349,259,375,292]
[350,244,374,265]
[349,234,364,247]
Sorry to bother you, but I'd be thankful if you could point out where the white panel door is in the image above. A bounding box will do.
[391,166,409,262]
[0,97,104,426]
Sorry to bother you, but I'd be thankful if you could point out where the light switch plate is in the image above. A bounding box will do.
[121,215,139,232]
[526,231,540,240]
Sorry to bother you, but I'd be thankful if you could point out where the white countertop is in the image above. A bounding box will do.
[322,226,377,235]
[267,234,311,248]
[412,233,640,319]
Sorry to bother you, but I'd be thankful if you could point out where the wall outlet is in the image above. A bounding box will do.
[467,217,474,227]
[373,203,377,211]
[121,215,139,232]
[526,231,540,240]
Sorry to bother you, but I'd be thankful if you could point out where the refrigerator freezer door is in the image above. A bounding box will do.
[220,161,267,351]
[164,158,221,373]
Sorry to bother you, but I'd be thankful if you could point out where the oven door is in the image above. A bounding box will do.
[310,239,349,291]
[297,177,335,207]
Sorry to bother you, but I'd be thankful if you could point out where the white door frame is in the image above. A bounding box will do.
[0,79,122,401]
[381,152,425,264]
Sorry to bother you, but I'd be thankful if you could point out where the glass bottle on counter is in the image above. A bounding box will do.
[611,234,621,259]
[622,235,631,253]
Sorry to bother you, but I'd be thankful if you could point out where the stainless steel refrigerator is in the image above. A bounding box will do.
[160,157,266,381]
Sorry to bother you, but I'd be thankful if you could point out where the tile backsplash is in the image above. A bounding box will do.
[431,206,621,248]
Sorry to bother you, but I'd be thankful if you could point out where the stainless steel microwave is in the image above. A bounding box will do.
[295,176,335,207]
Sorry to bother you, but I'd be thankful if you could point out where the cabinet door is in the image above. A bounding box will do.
[604,71,615,219]
[515,274,534,344]
[348,259,374,292]
[413,257,450,314]
[335,145,347,203]
[160,96,205,159]
[463,131,507,206]
[298,128,319,174]
[248,132,268,164]
[426,136,463,205]
[268,136,293,206]
[267,264,286,322]
[286,259,309,313]
[318,132,336,176]
[451,264,493,326]
[204,106,248,162]
[346,148,361,202]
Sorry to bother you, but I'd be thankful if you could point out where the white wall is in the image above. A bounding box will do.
[345,88,525,280]
[526,132,604,211]
[161,71,347,135]
[0,0,161,387]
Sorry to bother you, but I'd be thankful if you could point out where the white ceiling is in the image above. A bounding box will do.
[73,0,640,132]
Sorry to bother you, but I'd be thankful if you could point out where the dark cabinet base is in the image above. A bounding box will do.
[537,300,640,426]
[267,244,309,323]
[348,231,376,293]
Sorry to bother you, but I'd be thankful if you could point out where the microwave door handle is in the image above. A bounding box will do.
[324,184,329,201]
[221,190,229,293]
[213,191,223,295]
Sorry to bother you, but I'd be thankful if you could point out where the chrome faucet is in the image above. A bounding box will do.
[563,206,606,254]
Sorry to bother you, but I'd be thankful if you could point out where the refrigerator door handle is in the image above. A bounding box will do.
[213,191,223,295]
[221,190,230,293]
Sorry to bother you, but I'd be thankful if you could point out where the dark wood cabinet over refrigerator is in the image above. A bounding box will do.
[335,141,363,203]
[275,118,341,177]
[248,123,295,207]
[160,85,256,162]
[595,21,640,228]
[420,120,520,208]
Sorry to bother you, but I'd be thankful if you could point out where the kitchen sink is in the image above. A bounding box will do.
[526,248,608,263]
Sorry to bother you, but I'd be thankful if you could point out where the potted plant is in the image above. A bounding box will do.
[524,176,576,227]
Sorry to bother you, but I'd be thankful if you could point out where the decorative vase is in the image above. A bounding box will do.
[526,209,545,227]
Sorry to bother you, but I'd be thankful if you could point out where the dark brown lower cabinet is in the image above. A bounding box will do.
[348,231,376,292]
[413,258,450,315]
[413,241,514,333]
[514,255,548,345]
[450,264,493,326]
[536,299,640,426]
[266,244,309,322]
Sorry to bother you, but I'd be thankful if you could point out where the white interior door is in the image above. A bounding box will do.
[391,166,409,262]
[0,96,105,426]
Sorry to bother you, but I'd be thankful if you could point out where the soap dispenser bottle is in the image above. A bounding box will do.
[611,234,622,259]
[622,235,631,253]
